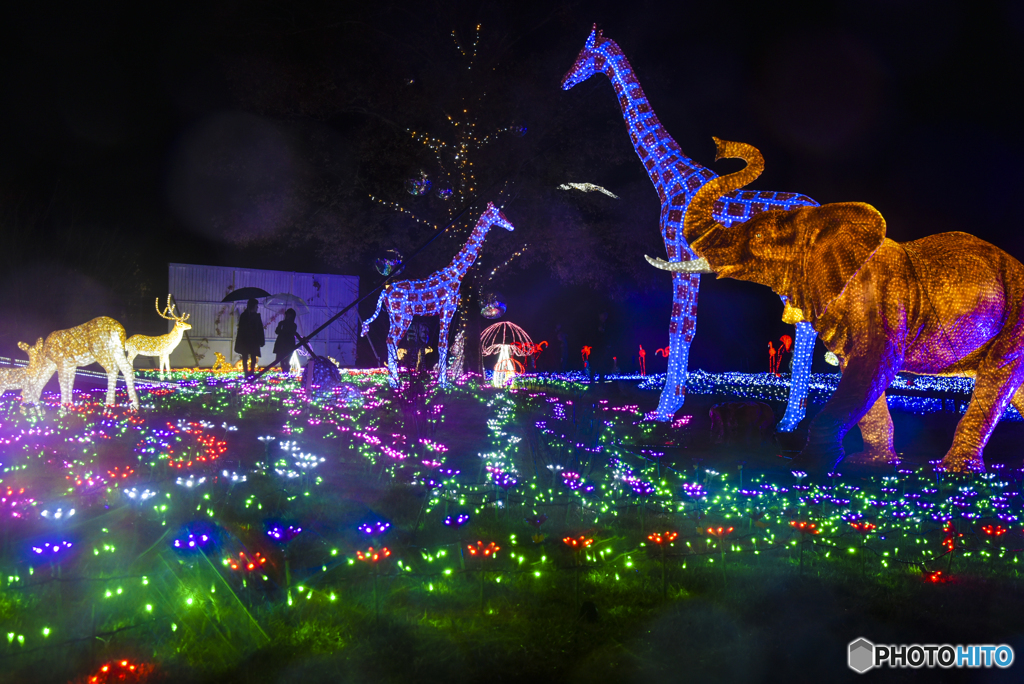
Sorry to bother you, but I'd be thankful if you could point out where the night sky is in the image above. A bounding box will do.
[1,1,1022,374]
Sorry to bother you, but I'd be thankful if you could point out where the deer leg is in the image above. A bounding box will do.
[56,362,76,407]
[102,365,118,406]
[110,350,139,408]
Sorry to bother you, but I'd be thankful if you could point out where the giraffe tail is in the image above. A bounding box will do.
[361,291,387,337]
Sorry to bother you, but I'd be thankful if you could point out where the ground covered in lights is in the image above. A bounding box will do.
[2,369,1024,683]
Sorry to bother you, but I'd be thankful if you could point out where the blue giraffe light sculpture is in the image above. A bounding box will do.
[361,202,514,387]
[563,26,817,429]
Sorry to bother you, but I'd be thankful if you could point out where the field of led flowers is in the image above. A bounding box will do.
[2,370,1024,683]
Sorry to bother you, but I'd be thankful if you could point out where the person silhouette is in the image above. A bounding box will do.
[274,308,299,374]
[235,298,265,379]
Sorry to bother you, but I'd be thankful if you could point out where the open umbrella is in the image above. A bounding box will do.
[221,287,272,303]
[265,293,310,316]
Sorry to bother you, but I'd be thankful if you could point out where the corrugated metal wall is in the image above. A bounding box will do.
[166,264,358,368]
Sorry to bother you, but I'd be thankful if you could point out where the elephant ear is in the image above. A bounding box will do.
[802,202,886,319]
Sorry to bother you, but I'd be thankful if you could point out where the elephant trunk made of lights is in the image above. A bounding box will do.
[649,137,1024,474]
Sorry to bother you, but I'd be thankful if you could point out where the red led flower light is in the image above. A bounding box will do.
[850,521,877,536]
[706,526,734,541]
[227,551,267,572]
[467,541,500,558]
[790,521,819,535]
[942,523,963,552]
[981,524,1007,537]
[647,531,679,545]
[87,658,152,683]
[107,466,134,480]
[356,546,391,563]
[562,536,594,549]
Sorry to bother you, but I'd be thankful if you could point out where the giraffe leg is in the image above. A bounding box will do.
[655,272,699,420]
[778,321,817,432]
[846,392,898,464]
[387,312,411,387]
[436,305,453,387]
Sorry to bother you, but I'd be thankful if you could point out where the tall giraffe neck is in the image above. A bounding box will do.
[595,39,708,198]
[446,221,491,279]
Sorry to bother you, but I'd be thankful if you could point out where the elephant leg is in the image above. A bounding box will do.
[1012,385,1024,418]
[846,393,898,464]
[436,306,453,387]
[798,347,902,473]
[942,343,1024,473]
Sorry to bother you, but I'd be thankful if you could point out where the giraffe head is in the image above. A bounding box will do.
[479,202,515,233]
[561,25,609,90]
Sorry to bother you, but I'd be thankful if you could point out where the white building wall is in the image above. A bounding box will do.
[165,264,359,368]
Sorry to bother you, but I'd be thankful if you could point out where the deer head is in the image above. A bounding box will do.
[17,338,44,365]
[157,296,192,331]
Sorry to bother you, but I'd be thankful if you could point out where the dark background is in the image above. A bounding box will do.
[1,0,1021,374]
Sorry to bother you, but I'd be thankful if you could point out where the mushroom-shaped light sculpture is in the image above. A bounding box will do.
[481,322,533,388]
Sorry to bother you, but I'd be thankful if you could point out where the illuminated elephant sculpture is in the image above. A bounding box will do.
[648,137,1024,473]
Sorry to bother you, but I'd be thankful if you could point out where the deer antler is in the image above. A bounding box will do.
[156,295,190,323]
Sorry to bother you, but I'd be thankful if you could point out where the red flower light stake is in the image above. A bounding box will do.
[790,521,819,574]
[942,522,964,574]
[467,541,500,614]
[648,531,678,601]
[87,658,154,684]
[356,546,391,623]
[849,521,877,548]
[706,526,734,576]
[563,536,594,613]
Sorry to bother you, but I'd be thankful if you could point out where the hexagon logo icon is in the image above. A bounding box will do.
[849,638,875,673]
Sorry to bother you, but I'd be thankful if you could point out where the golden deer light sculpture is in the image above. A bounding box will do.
[126,296,192,374]
[22,317,139,409]
[0,338,45,396]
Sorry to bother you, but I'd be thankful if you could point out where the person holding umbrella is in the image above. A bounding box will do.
[235,298,265,379]
[274,308,299,374]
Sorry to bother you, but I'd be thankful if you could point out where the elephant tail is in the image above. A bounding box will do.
[684,137,766,247]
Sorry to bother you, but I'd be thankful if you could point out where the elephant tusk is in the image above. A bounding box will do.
[644,254,714,273]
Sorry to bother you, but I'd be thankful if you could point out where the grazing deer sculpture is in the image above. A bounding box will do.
[0,338,45,397]
[126,296,192,374]
[22,317,139,409]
